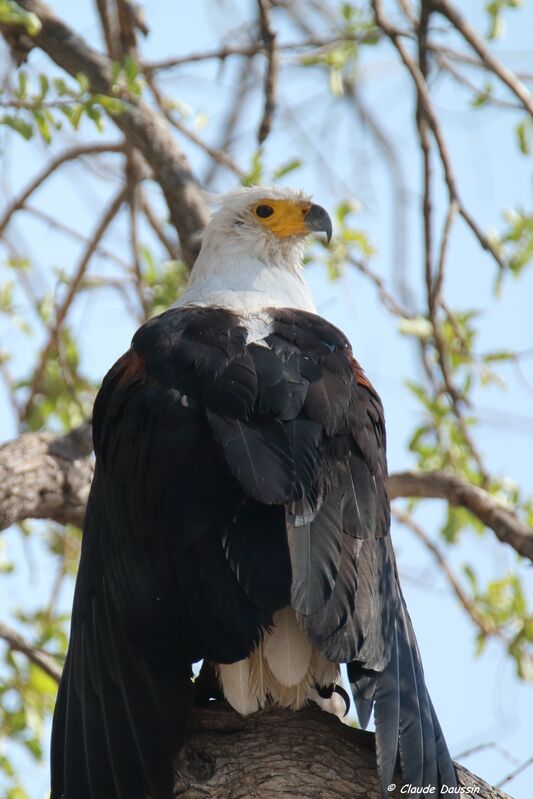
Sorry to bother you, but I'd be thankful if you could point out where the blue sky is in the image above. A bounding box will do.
[0,1,532,797]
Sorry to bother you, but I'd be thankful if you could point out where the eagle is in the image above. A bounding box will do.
[51,186,457,799]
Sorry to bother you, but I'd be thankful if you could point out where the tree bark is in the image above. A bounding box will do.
[0,422,93,531]
[174,702,510,799]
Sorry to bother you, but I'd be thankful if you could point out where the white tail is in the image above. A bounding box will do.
[217,609,339,715]
[263,608,312,686]
[216,659,259,715]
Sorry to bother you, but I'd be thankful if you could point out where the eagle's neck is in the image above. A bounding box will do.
[175,251,316,314]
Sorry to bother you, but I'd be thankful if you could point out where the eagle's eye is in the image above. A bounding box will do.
[255,204,274,218]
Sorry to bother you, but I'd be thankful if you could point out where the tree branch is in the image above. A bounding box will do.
[392,507,504,640]
[1,426,531,562]
[0,422,93,532]
[0,141,124,236]
[256,0,279,143]
[431,0,533,116]
[0,620,62,682]
[21,185,127,421]
[2,0,209,267]
[173,702,508,799]
[389,470,533,561]
[372,0,506,273]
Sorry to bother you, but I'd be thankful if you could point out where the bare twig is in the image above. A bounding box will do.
[431,0,533,116]
[125,149,147,319]
[344,79,412,310]
[144,32,384,73]
[495,755,533,790]
[94,0,117,59]
[409,1,488,481]
[24,205,130,270]
[372,0,506,272]
[436,53,521,110]
[203,55,257,188]
[0,620,62,682]
[3,0,209,267]
[138,191,179,261]
[21,186,127,421]
[0,142,124,236]
[147,78,245,178]
[392,507,501,639]
[347,255,413,318]
[256,0,279,143]
[433,45,533,84]
[433,200,458,308]
[455,742,521,765]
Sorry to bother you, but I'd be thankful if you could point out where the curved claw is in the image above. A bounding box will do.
[315,682,352,717]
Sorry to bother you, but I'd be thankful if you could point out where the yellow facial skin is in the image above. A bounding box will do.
[252,199,312,238]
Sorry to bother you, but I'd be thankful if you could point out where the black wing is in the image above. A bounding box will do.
[266,310,457,794]
[51,305,455,798]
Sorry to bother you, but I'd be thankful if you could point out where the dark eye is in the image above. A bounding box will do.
[256,204,274,218]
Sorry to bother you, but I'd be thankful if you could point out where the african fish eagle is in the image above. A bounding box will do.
[51,186,457,799]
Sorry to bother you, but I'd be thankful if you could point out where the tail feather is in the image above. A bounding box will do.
[395,602,431,787]
[216,659,259,715]
[398,601,438,788]
[429,696,457,788]
[348,594,457,795]
[263,608,312,687]
[347,668,376,730]
[372,625,400,789]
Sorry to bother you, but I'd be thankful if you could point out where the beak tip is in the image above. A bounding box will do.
[305,203,333,244]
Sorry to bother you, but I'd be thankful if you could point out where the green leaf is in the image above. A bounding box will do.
[272,159,302,180]
[516,117,533,155]
[76,72,90,94]
[93,94,128,116]
[241,149,263,187]
[16,70,28,99]
[38,73,49,101]
[0,115,33,140]
[0,0,41,35]
[470,83,492,108]
[31,109,51,144]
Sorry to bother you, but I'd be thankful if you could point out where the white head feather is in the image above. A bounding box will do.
[175,186,324,314]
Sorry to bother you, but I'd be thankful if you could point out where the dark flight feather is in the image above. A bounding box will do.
[288,480,343,616]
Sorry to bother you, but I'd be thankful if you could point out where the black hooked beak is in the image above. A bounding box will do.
[304,203,333,244]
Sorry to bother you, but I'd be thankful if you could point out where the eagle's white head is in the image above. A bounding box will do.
[177,186,332,314]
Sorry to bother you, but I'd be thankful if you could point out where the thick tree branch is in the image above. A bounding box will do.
[0,422,93,531]
[1,0,209,267]
[173,702,509,799]
[1,426,531,562]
